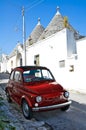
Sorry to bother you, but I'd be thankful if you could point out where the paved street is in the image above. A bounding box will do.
[34,92,86,130]
[0,73,86,130]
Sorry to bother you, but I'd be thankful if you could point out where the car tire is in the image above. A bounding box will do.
[61,105,70,111]
[6,91,12,103]
[21,100,32,119]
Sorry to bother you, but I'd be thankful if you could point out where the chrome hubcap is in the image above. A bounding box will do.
[23,102,29,117]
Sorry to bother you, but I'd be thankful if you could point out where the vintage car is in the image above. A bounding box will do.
[5,66,71,119]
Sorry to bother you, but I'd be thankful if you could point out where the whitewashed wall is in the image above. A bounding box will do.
[7,55,17,73]
[74,38,86,93]
[26,29,67,75]
[62,37,86,93]
[0,54,8,73]
[3,28,86,93]
[7,44,23,73]
[26,28,78,91]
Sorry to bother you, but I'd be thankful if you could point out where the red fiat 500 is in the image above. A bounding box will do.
[5,66,71,119]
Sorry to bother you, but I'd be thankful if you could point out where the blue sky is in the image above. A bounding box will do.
[0,0,86,54]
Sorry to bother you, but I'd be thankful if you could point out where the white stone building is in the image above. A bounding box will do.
[7,43,23,72]
[0,7,86,93]
[0,54,8,73]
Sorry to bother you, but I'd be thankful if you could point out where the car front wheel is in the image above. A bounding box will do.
[21,100,32,119]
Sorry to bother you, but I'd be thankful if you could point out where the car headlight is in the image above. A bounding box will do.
[36,96,42,103]
[64,91,69,98]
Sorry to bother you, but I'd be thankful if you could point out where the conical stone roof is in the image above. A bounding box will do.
[38,7,83,41]
[27,18,45,46]
[38,7,65,40]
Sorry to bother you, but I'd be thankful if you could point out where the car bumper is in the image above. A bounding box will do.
[32,100,72,111]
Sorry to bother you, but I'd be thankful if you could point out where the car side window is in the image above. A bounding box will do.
[42,69,52,79]
[14,71,22,82]
[10,71,14,80]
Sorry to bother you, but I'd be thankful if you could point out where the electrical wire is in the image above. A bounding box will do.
[6,0,45,44]
[25,0,45,11]
[14,0,45,32]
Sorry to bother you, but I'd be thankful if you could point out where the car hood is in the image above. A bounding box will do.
[25,81,64,95]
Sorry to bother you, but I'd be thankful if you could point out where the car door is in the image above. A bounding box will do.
[12,70,23,104]
[7,70,15,100]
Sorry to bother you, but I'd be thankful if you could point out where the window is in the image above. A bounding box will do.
[10,71,14,80]
[42,69,52,79]
[59,60,65,68]
[23,68,54,82]
[20,58,22,66]
[11,60,13,68]
[34,55,40,66]
[69,65,74,72]
[14,71,22,82]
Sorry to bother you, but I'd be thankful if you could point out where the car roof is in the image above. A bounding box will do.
[13,66,48,71]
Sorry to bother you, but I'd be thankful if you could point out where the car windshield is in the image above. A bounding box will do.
[23,68,54,83]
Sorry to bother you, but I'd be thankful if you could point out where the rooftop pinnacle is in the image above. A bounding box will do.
[56,6,60,15]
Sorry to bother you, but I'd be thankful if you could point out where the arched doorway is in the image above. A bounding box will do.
[16,53,22,66]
